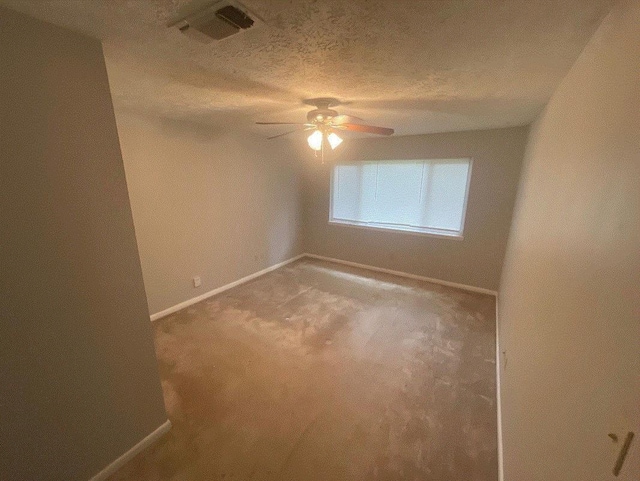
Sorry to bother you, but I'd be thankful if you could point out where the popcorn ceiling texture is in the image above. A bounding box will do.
[2,0,614,134]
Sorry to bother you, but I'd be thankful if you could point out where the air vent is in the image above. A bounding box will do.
[171,1,258,43]
[216,5,254,30]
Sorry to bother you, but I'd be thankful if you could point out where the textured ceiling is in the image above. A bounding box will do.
[2,0,615,135]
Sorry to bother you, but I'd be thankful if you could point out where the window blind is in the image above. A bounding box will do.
[330,159,472,237]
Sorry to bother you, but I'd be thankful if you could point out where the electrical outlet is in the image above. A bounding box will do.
[193,276,201,288]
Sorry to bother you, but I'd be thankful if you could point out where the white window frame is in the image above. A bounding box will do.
[328,158,473,240]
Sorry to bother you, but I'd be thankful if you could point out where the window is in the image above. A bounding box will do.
[330,159,472,238]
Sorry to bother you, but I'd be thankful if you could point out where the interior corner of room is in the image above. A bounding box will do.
[1,1,638,480]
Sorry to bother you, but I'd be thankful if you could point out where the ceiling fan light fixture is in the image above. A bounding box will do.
[327,132,343,149]
[258,98,394,154]
[307,130,323,151]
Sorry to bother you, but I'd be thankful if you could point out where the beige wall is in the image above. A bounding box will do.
[302,127,528,291]
[0,8,167,481]
[114,111,303,315]
[498,1,640,479]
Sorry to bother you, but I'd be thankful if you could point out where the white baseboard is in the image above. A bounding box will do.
[150,252,495,322]
[303,253,498,296]
[495,294,504,481]
[150,254,306,321]
[88,419,171,481]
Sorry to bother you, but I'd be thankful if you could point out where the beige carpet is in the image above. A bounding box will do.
[109,258,497,481]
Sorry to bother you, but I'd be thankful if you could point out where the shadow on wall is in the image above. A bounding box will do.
[159,115,227,141]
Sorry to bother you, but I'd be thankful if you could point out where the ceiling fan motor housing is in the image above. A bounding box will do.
[307,108,339,123]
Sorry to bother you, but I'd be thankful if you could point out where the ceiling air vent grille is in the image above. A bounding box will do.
[216,5,254,30]
[171,1,258,43]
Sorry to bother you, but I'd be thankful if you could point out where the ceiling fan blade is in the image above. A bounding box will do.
[266,127,315,140]
[337,123,394,136]
[330,114,365,125]
[256,122,313,126]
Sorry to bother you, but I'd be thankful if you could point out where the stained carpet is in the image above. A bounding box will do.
[109,258,497,481]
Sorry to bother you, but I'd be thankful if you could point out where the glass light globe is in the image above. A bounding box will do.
[307,130,323,151]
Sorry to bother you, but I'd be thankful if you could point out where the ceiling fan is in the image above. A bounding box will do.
[256,98,394,158]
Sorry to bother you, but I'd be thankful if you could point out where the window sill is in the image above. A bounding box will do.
[328,220,464,240]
